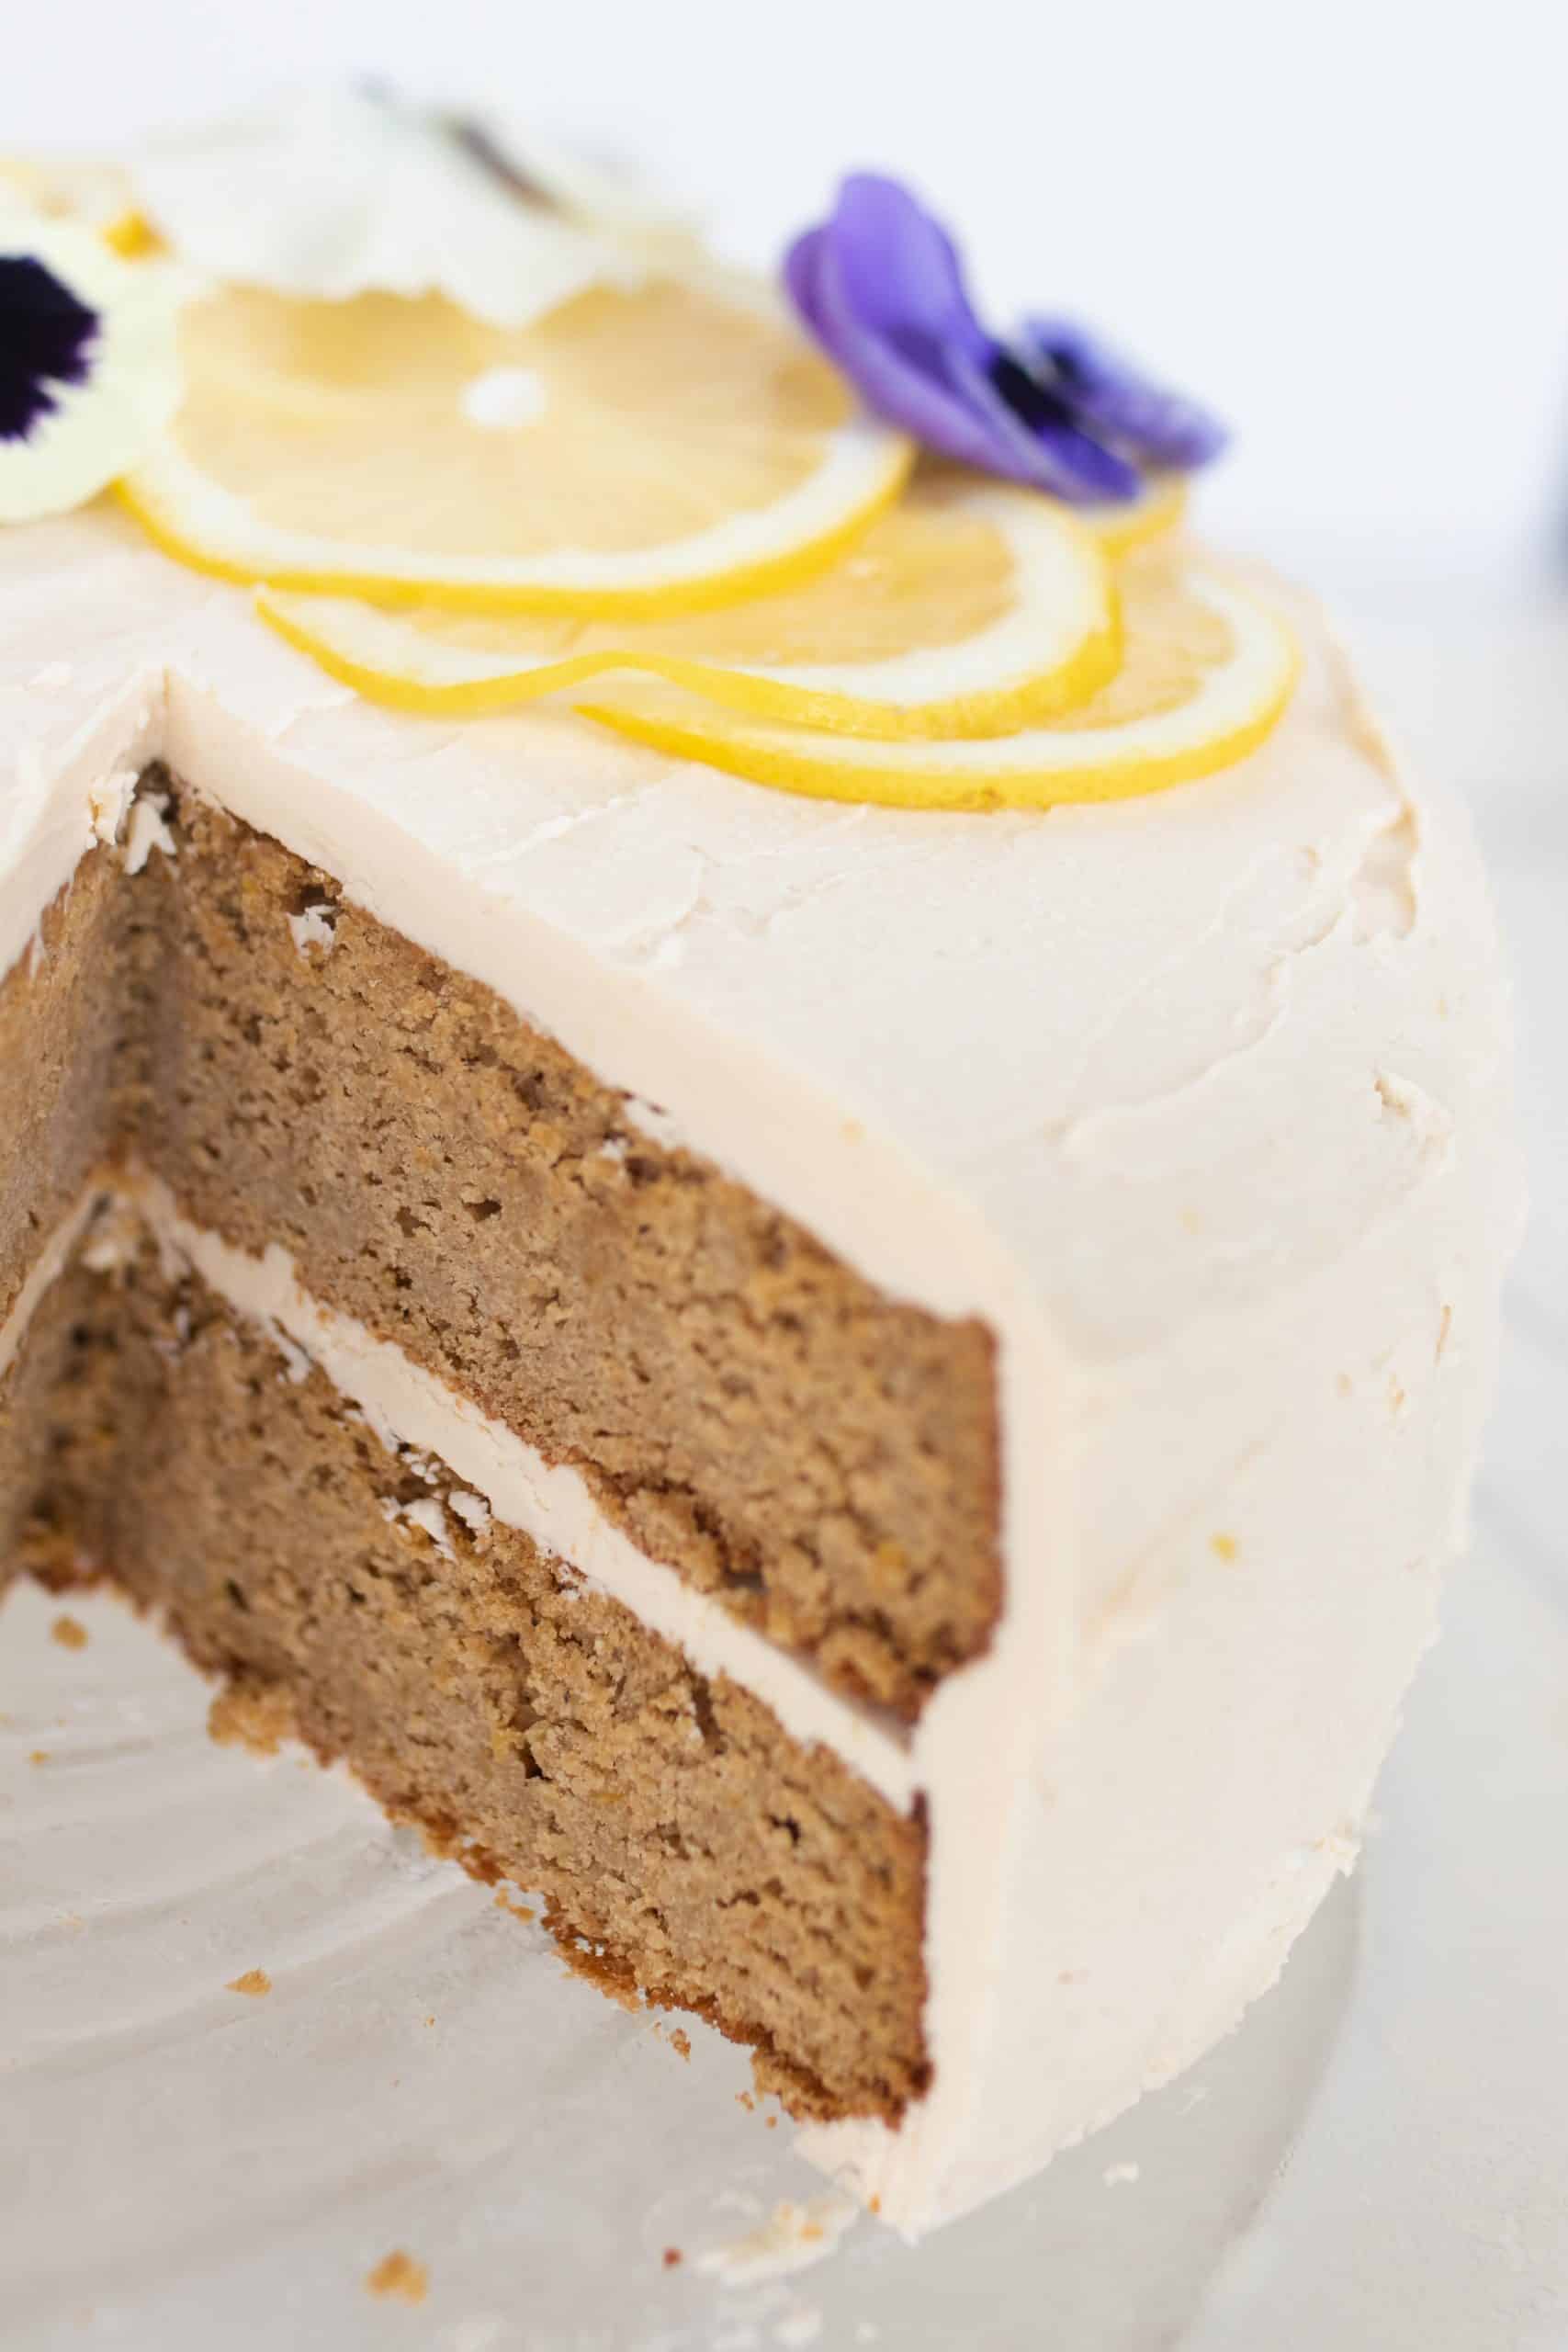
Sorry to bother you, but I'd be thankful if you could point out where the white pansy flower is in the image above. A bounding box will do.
[0,202,183,525]
[126,85,698,331]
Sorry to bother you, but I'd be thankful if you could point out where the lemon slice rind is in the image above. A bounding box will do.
[118,413,913,617]
[1077,473,1187,557]
[254,485,1120,740]
[574,571,1299,810]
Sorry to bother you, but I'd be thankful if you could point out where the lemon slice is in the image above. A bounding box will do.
[1077,472,1187,556]
[576,558,1299,810]
[116,279,912,616]
[254,471,1118,739]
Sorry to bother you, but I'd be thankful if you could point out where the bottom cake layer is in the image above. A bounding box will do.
[3,1195,929,2123]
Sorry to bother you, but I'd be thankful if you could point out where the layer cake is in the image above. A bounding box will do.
[0,107,1518,2233]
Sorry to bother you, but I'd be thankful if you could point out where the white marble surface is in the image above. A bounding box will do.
[2,594,1565,2349]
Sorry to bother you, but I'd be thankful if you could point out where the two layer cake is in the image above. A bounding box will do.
[0,95,1517,2233]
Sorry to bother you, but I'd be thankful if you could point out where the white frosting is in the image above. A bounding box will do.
[287,901,336,957]
[0,504,1518,2233]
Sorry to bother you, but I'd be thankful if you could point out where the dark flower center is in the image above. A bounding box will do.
[987,349,1078,436]
[1030,334,1088,394]
[0,254,99,445]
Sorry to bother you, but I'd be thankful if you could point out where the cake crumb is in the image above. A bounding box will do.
[1210,1532,1239,1563]
[669,2028,691,2061]
[227,1968,272,1998]
[662,2247,682,2268]
[493,1891,536,1923]
[736,2090,755,2112]
[50,1614,88,1651]
[556,1933,642,2012]
[209,1679,296,1756]
[366,2250,427,2304]
[1103,2161,1140,2187]
[766,2114,778,2129]
[423,2015,436,2027]
[28,1749,48,1765]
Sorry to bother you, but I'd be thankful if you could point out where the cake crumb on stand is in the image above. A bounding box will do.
[225,1968,273,1998]
[365,2250,428,2304]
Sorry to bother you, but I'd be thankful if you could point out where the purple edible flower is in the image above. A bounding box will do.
[784,174,1226,503]
[0,254,97,445]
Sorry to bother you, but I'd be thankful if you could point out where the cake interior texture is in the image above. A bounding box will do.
[0,768,1002,2121]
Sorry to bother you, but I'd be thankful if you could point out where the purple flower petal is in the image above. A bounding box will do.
[1021,316,1229,470]
[781,224,833,346]
[796,226,1023,478]
[829,174,990,367]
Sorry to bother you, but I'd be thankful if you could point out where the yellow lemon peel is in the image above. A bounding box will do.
[255,471,1121,740]
[574,557,1299,811]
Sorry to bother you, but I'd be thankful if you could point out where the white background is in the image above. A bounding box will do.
[9,0,1568,599]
